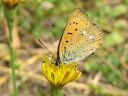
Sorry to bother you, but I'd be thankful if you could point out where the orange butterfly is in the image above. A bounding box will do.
[54,9,103,65]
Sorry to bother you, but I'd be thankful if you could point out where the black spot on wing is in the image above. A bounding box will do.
[66,40,69,43]
[75,28,78,31]
[100,44,102,46]
[91,48,95,50]
[91,52,95,55]
[67,32,72,35]
[73,22,79,25]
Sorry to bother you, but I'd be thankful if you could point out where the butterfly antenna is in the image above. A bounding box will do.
[38,38,54,56]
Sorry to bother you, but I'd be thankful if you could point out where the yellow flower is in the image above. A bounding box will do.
[2,0,21,7]
[42,56,81,88]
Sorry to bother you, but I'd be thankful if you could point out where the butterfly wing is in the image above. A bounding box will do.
[58,9,103,64]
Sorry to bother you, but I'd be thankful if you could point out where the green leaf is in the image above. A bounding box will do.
[113,19,127,30]
[101,64,112,75]
[52,16,66,37]
[84,62,98,72]
[108,73,119,85]
[107,54,120,66]
[105,32,124,46]
[111,4,127,17]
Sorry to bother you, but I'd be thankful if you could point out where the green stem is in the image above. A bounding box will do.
[50,86,63,96]
[4,7,18,96]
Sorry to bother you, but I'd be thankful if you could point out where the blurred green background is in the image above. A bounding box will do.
[0,0,128,96]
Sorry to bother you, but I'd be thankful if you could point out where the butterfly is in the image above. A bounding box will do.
[53,9,103,65]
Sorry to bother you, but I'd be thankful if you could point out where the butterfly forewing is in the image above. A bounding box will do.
[58,9,103,64]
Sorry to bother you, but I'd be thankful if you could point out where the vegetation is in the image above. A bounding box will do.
[0,0,128,96]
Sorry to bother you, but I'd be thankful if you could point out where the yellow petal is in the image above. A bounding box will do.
[42,55,81,88]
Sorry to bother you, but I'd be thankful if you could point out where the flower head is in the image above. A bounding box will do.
[42,56,81,88]
[2,0,22,7]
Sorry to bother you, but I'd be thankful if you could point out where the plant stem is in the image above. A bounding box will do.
[50,86,63,96]
[4,7,18,96]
